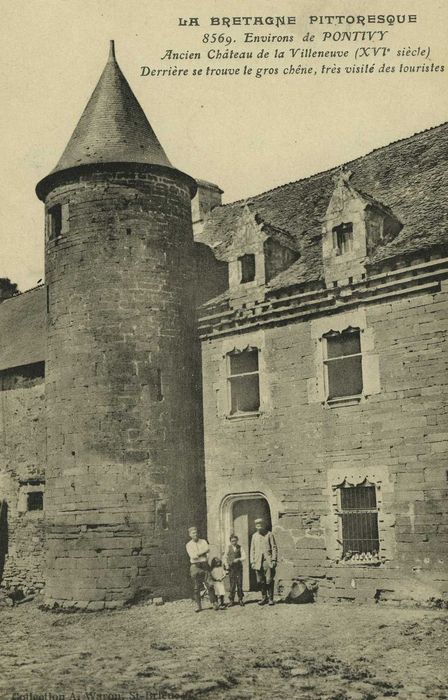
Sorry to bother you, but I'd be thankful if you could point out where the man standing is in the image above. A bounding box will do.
[250,518,278,606]
[186,526,217,612]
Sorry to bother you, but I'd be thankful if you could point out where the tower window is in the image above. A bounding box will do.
[333,222,353,255]
[324,328,362,400]
[48,205,62,240]
[228,347,260,414]
[48,203,69,241]
[157,502,169,530]
[238,254,256,283]
[155,368,163,402]
[338,481,380,558]
[27,491,44,511]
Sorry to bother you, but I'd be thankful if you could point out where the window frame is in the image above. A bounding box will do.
[226,346,261,417]
[336,480,380,562]
[238,253,256,284]
[332,221,354,256]
[323,327,363,405]
[18,480,45,518]
[47,202,69,242]
[48,204,62,241]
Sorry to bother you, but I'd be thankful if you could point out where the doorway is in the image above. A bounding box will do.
[231,497,272,591]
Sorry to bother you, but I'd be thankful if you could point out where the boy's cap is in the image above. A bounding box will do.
[230,534,238,541]
[254,518,264,524]
[188,526,198,534]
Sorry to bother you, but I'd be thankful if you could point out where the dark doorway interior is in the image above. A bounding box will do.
[232,497,272,591]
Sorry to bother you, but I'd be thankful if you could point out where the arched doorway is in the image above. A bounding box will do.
[222,494,272,591]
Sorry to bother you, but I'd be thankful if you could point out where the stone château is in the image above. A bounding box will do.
[0,43,447,609]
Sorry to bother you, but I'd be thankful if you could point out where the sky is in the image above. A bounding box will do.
[0,0,447,291]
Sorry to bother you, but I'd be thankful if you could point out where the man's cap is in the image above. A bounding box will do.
[254,518,264,524]
[230,533,238,541]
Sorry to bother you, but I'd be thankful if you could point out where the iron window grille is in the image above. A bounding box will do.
[337,480,380,559]
[333,222,353,255]
[227,347,260,414]
[323,327,363,401]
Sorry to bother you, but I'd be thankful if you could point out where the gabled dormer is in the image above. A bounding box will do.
[322,169,402,287]
[224,204,299,307]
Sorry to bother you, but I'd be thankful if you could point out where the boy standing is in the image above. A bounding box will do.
[225,534,246,606]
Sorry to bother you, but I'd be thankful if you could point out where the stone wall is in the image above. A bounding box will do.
[201,280,448,604]
[43,167,205,609]
[0,363,46,594]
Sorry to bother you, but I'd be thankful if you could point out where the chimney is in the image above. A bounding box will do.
[192,180,223,237]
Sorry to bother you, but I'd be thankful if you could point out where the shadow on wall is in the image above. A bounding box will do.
[0,500,8,584]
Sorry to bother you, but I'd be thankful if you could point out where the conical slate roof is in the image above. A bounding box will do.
[51,41,172,173]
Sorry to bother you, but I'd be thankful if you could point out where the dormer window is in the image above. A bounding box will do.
[333,222,353,256]
[238,254,256,283]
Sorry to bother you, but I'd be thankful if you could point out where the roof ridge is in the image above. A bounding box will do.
[221,121,448,208]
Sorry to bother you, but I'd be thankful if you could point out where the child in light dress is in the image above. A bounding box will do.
[210,557,227,610]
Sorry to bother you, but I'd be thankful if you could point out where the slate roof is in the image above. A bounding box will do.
[50,41,171,174]
[200,122,448,293]
[0,286,46,372]
[209,207,300,261]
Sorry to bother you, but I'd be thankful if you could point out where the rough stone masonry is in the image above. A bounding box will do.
[0,42,447,609]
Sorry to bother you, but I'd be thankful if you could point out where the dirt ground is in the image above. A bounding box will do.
[1,595,447,700]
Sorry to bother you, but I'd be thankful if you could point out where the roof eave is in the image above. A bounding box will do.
[36,161,198,201]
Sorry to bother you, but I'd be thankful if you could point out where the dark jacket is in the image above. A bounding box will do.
[226,544,243,567]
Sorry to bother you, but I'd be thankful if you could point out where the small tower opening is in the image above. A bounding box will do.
[48,205,62,240]
[27,491,44,512]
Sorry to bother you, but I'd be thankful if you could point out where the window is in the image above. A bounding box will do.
[324,328,362,400]
[27,491,43,511]
[238,254,256,283]
[228,347,260,414]
[48,205,62,240]
[338,481,380,559]
[333,222,353,255]
[157,502,169,530]
[153,368,163,402]
[48,203,69,241]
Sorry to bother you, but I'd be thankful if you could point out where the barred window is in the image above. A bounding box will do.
[324,328,362,400]
[333,222,353,255]
[228,347,260,414]
[238,254,256,283]
[338,481,379,558]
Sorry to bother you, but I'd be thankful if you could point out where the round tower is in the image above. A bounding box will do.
[36,42,204,609]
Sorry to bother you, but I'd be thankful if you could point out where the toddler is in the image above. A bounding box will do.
[210,557,227,609]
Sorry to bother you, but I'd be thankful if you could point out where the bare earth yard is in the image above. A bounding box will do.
[1,596,447,700]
